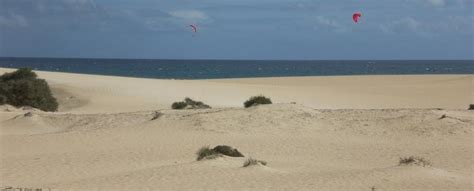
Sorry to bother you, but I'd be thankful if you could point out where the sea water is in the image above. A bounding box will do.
[0,58,472,79]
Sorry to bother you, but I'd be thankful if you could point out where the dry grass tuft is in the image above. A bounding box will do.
[196,146,221,161]
[243,157,267,167]
[399,156,431,167]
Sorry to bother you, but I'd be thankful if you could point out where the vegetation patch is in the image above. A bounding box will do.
[196,146,222,161]
[212,145,244,157]
[438,114,447,120]
[399,156,431,167]
[0,68,58,111]
[469,104,474,110]
[172,97,211,110]
[196,145,245,161]
[243,158,267,167]
[244,95,272,108]
[150,111,162,120]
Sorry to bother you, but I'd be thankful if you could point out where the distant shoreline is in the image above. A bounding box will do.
[1,56,473,61]
[1,58,473,80]
[1,66,473,80]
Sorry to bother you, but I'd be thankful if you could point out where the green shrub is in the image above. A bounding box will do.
[184,98,210,108]
[0,95,6,105]
[399,156,431,167]
[196,146,221,161]
[0,68,37,81]
[171,97,210,110]
[212,145,244,157]
[243,158,267,167]
[0,89,7,105]
[244,95,272,108]
[0,68,58,111]
[171,101,187,109]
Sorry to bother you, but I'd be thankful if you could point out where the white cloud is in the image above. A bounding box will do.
[0,13,28,28]
[407,0,447,8]
[314,16,346,32]
[169,10,209,21]
[435,15,474,34]
[121,9,211,32]
[380,17,421,34]
[63,0,97,11]
[380,15,473,37]
[426,0,445,7]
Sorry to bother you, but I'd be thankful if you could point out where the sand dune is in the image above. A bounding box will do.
[0,68,472,113]
[0,68,473,190]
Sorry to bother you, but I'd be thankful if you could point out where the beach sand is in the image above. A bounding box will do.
[0,68,473,190]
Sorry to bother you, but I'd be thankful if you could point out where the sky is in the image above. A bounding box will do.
[0,0,473,60]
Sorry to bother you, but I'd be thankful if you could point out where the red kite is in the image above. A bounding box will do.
[353,12,362,23]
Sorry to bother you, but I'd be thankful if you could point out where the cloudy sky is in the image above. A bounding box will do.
[0,0,473,59]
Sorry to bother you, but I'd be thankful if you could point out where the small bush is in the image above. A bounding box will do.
[171,101,187,109]
[0,68,37,81]
[213,145,244,157]
[399,156,431,167]
[171,97,210,110]
[244,95,272,108]
[196,146,221,161]
[243,158,267,167]
[184,97,211,109]
[469,104,474,110]
[0,68,58,111]
[150,111,162,120]
[0,94,6,105]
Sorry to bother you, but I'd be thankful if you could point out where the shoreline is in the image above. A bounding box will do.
[1,59,473,80]
[1,66,473,80]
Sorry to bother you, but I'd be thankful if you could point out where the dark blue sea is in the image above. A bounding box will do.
[0,58,473,79]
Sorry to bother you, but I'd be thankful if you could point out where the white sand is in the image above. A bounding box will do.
[0,68,473,191]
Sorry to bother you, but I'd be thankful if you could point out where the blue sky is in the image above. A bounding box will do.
[0,0,473,59]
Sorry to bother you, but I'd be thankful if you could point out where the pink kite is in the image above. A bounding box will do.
[353,12,362,23]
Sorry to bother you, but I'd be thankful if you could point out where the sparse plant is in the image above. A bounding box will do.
[0,94,6,105]
[171,101,187,109]
[213,145,244,157]
[196,146,221,161]
[399,156,431,167]
[244,95,272,108]
[151,111,162,120]
[0,68,58,111]
[171,97,210,110]
[0,68,37,81]
[469,104,474,110]
[243,157,267,167]
[184,98,210,108]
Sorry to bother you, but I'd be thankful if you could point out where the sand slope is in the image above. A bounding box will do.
[0,68,473,190]
[1,104,472,190]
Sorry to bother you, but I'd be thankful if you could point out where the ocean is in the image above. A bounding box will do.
[0,57,473,79]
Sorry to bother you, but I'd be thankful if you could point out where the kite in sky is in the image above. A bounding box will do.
[353,12,362,23]
[189,24,198,32]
